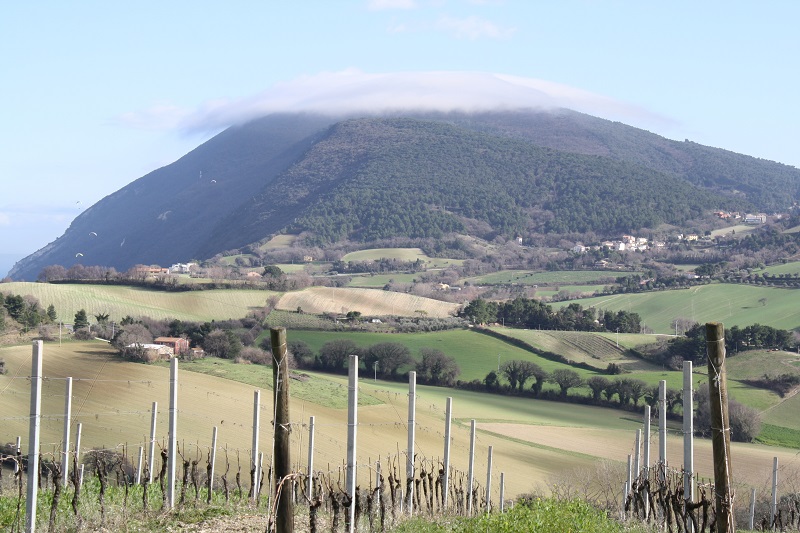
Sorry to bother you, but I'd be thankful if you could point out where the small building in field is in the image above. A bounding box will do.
[127,343,174,359]
[154,336,190,355]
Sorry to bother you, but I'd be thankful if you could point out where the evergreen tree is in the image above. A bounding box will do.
[74,309,90,330]
[46,304,58,322]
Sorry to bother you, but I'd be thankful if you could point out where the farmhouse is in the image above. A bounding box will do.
[127,343,174,359]
[154,336,190,355]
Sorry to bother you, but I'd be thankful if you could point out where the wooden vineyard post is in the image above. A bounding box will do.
[271,327,293,533]
[705,322,734,533]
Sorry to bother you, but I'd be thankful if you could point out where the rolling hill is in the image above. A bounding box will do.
[10,109,800,280]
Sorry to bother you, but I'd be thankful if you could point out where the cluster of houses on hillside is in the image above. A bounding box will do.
[571,234,664,254]
[714,211,769,224]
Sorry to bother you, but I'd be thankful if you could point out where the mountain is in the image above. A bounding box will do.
[9,109,800,280]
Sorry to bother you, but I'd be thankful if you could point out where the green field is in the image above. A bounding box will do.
[710,224,759,237]
[555,283,800,334]
[760,261,800,276]
[341,247,464,268]
[347,272,419,287]
[535,284,609,298]
[1,282,279,323]
[466,269,627,286]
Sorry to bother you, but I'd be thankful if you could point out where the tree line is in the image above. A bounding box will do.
[460,296,642,333]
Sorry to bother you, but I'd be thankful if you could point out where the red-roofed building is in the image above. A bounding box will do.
[154,336,190,356]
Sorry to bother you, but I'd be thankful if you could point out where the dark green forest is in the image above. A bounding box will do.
[241,118,746,247]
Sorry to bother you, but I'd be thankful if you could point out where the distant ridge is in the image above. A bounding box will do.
[9,109,800,280]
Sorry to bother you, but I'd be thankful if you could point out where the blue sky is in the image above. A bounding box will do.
[3,1,799,277]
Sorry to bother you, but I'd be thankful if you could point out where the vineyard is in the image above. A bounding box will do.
[4,337,800,531]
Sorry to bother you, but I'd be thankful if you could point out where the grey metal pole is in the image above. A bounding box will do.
[771,456,779,528]
[62,376,72,486]
[683,361,694,503]
[25,340,43,533]
[625,454,632,516]
[659,380,667,467]
[467,419,476,515]
[252,389,260,502]
[136,446,144,485]
[442,397,452,509]
[167,357,178,509]
[148,401,157,484]
[499,472,505,513]
[209,426,218,497]
[346,355,359,533]
[74,423,82,481]
[14,436,21,475]
[407,371,416,515]
[485,445,493,513]
[749,487,756,530]
[633,429,641,480]
[307,416,315,499]
[643,405,651,476]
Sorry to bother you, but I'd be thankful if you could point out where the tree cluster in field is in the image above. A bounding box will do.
[0,291,59,334]
[460,296,642,333]
[476,358,761,442]
[289,338,460,387]
[656,322,797,368]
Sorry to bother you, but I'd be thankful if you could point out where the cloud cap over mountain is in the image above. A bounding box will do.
[120,70,670,133]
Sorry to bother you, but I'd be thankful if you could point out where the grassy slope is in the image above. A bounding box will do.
[465,270,628,286]
[1,340,794,500]
[341,248,464,268]
[276,286,459,318]
[1,282,279,322]
[554,283,800,333]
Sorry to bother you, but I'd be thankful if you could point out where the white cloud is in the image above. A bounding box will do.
[366,0,417,10]
[119,70,669,134]
[436,15,515,40]
[0,212,10,226]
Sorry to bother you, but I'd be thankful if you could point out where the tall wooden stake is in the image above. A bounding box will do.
[706,322,734,533]
[26,340,43,533]
[271,327,293,533]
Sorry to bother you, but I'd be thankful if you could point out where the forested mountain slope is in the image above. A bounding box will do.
[9,109,799,280]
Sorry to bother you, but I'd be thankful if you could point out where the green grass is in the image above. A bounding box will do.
[535,284,610,298]
[553,283,800,333]
[393,498,636,533]
[347,273,419,287]
[466,270,631,286]
[341,247,464,268]
[760,261,800,276]
[755,423,800,449]
[1,282,279,323]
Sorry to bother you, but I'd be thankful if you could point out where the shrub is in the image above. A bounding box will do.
[73,327,94,340]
